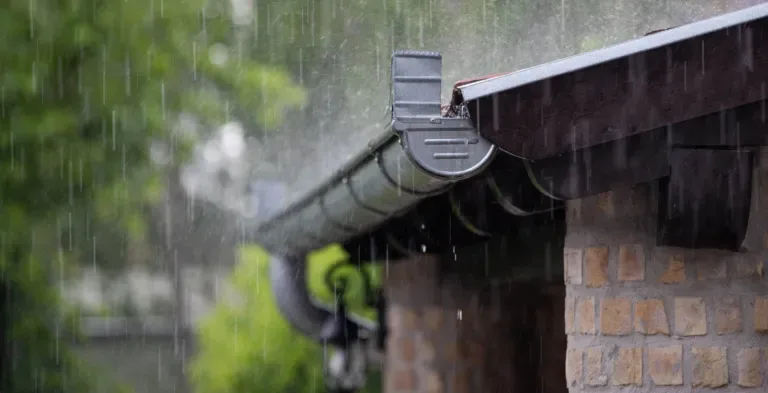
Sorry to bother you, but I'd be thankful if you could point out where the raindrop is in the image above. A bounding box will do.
[92,236,97,270]
[111,110,117,150]
[125,55,131,96]
[31,62,37,93]
[161,81,166,120]
[68,159,73,205]
[192,42,198,80]
[9,132,13,171]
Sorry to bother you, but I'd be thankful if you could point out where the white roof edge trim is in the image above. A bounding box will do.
[458,3,768,102]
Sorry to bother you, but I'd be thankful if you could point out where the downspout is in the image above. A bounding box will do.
[269,253,331,340]
[270,252,380,344]
[270,252,377,393]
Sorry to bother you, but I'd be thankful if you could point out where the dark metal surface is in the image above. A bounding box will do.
[526,128,670,200]
[341,171,559,262]
[657,148,754,250]
[487,153,564,213]
[526,98,768,201]
[269,253,377,341]
[459,3,768,161]
[668,98,768,147]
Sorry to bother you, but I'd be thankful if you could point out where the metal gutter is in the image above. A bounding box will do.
[457,3,768,102]
[258,53,499,385]
[252,51,496,255]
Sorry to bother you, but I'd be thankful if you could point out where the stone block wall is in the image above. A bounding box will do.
[564,181,768,392]
[384,254,567,393]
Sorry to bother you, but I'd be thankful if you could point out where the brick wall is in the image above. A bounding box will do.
[564,181,768,392]
[384,254,566,393]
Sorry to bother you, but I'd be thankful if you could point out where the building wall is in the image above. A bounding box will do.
[564,179,768,392]
[384,236,567,393]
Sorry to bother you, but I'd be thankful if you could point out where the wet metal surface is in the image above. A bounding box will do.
[461,3,768,160]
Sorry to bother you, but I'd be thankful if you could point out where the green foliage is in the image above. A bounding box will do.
[0,0,305,392]
[0,252,90,393]
[190,244,382,393]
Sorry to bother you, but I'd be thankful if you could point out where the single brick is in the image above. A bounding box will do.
[738,348,763,387]
[692,347,728,388]
[734,256,762,278]
[565,296,575,334]
[423,306,443,331]
[566,348,583,387]
[618,244,645,281]
[444,341,458,362]
[696,257,726,280]
[755,297,768,333]
[634,299,669,335]
[389,369,418,391]
[419,337,436,363]
[674,297,707,336]
[600,298,632,336]
[398,336,416,362]
[714,296,742,334]
[596,191,615,216]
[648,346,683,386]
[659,254,686,284]
[564,248,583,285]
[576,297,596,334]
[585,347,607,386]
[386,305,403,332]
[612,347,642,386]
[585,247,609,288]
[424,370,444,393]
[388,305,418,331]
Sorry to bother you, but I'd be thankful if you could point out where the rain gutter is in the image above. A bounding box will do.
[253,51,497,255]
[257,51,498,348]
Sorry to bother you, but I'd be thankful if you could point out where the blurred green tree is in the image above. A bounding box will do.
[0,0,305,391]
[190,244,382,393]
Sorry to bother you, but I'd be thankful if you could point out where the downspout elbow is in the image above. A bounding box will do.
[269,252,377,347]
[269,253,332,341]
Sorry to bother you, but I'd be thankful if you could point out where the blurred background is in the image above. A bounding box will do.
[0,0,761,392]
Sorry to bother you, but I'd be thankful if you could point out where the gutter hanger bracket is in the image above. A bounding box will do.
[391,50,496,179]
